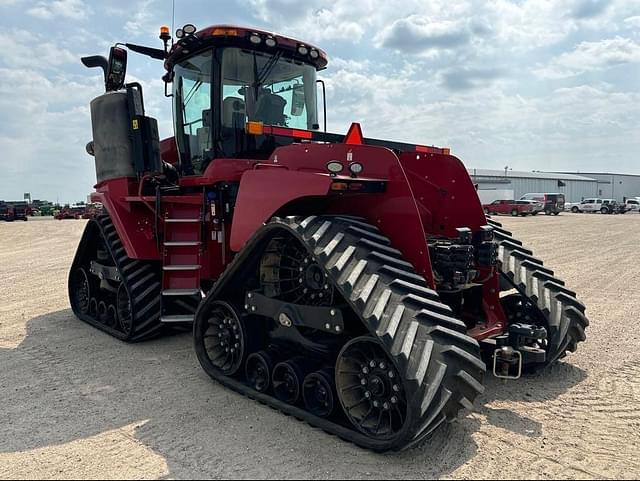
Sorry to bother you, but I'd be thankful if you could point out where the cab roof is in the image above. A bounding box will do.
[165,24,329,71]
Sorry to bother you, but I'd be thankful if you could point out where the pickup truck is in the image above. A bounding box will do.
[625,198,640,212]
[483,199,539,216]
[570,198,627,214]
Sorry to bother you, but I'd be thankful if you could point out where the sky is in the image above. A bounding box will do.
[0,0,638,203]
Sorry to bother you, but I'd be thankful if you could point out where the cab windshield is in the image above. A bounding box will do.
[173,47,319,174]
[221,47,318,131]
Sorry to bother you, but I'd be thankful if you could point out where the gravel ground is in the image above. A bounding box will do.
[1,214,639,480]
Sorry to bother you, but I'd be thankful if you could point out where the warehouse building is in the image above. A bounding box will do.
[468,169,599,203]
[557,172,640,203]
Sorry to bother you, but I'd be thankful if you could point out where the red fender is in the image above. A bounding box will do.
[262,143,436,287]
[230,167,333,252]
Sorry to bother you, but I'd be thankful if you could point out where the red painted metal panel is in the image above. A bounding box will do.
[396,151,507,333]
[230,168,333,252]
[397,152,487,237]
[93,178,161,260]
[160,137,178,165]
[179,159,256,187]
[265,143,435,285]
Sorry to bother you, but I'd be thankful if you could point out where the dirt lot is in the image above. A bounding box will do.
[1,214,639,480]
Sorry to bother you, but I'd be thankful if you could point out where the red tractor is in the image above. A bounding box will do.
[69,24,588,451]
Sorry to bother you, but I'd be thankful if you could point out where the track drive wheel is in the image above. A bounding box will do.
[69,268,91,316]
[195,301,248,376]
[336,337,408,441]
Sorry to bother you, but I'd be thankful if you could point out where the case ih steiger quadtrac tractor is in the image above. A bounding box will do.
[69,24,588,451]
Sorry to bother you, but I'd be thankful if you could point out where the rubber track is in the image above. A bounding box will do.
[487,218,589,364]
[195,216,486,451]
[69,214,163,342]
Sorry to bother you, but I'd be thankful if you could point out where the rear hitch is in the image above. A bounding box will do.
[492,323,548,379]
[493,346,523,380]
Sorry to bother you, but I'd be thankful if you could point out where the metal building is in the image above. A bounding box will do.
[558,172,640,203]
[468,169,599,203]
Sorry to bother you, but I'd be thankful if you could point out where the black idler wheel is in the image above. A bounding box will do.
[202,301,247,376]
[246,351,276,393]
[88,297,98,318]
[273,358,306,405]
[303,369,336,418]
[97,301,108,324]
[106,304,118,328]
[336,337,408,440]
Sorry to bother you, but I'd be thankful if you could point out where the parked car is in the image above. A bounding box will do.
[483,199,538,216]
[624,198,640,212]
[602,199,627,214]
[516,199,544,215]
[566,201,581,212]
[520,193,565,215]
[571,198,603,213]
[571,198,627,214]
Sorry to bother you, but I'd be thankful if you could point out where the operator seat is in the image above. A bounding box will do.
[254,92,287,126]
[223,97,246,129]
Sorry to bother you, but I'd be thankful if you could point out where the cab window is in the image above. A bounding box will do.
[173,51,214,174]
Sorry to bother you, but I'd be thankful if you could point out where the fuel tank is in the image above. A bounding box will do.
[89,91,136,182]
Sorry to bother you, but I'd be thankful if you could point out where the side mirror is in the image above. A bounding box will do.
[105,46,127,92]
[81,46,127,92]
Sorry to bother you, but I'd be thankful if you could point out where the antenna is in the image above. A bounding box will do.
[171,0,176,45]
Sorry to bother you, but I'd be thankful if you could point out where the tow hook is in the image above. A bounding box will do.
[493,346,523,380]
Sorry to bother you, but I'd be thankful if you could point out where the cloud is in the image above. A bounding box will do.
[624,16,640,28]
[375,15,473,54]
[27,0,90,20]
[244,0,320,23]
[241,0,366,42]
[535,36,640,78]
[567,0,611,19]
[320,56,640,173]
[1,0,639,202]
[440,67,504,91]
[124,0,160,37]
[0,30,77,69]
[0,66,98,202]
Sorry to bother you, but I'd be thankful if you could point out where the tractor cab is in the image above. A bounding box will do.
[165,25,328,175]
[82,24,328,183]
